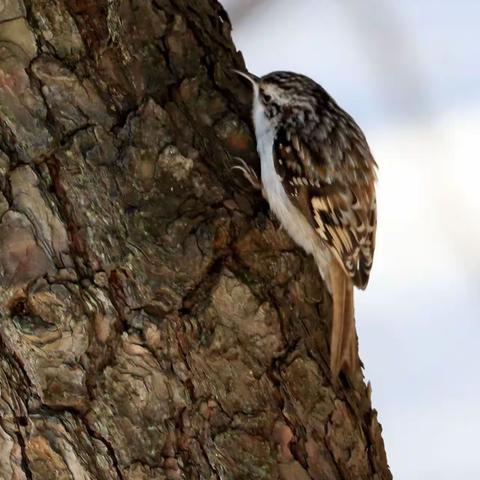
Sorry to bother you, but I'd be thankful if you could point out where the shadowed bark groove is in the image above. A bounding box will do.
[0,0,392,479]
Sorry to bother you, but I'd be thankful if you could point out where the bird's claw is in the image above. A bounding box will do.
[232,157,261,191]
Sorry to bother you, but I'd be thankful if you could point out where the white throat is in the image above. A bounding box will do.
[251,88,332,289]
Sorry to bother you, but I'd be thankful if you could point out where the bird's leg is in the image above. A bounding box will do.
[232,157,262,192]
[232,158,283,228]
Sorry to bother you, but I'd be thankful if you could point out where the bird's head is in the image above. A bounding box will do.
[234,69,321,123]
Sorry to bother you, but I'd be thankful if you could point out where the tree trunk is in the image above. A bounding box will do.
[0,1,392,479]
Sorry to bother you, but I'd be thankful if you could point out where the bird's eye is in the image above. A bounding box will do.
[263,94,272,103]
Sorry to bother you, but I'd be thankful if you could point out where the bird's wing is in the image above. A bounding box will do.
[273,123,377,289]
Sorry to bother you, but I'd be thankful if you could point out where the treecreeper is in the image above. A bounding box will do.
[234,70,377,380]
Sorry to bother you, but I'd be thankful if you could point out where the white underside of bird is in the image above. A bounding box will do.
[251,84,333,291]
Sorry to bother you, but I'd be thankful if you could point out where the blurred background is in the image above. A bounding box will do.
[222,1,480,478]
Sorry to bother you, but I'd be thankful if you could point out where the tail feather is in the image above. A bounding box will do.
[329,260,358,379]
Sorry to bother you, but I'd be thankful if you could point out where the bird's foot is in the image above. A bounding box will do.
[232,157,262,191]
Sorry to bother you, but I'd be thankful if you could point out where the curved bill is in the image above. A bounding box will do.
[232,69,259,85]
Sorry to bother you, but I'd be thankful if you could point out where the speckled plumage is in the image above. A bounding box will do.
[235,70,378,379]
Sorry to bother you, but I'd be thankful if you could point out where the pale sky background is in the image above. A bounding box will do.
[222,1,480,479]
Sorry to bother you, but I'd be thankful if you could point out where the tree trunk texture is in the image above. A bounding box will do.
[0,1,392,479]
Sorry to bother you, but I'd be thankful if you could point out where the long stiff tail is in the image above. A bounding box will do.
[329,260,358,379]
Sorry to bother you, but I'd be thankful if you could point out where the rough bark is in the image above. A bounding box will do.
[0,1,392,479]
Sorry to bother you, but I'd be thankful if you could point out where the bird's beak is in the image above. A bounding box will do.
[232,69,259,86]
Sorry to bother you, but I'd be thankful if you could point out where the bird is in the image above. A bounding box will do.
[233,70,377,380]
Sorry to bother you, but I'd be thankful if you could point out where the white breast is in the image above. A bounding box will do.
[252,95,332,290]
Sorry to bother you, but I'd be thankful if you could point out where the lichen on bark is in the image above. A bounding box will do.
[0,1,392,479]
